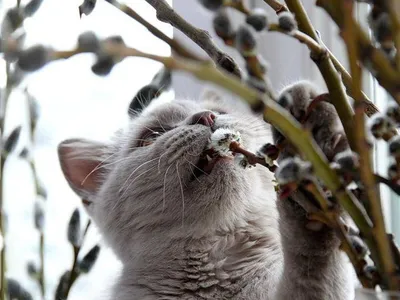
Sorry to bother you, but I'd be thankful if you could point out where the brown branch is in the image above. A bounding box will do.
[262,0,288,14]
[144,0,242,78]
[268,23,378,116]
[229,141,277,172]
[106,1,199,61]
[341,0,398,290]
[284,0,356,150]
[50,41,373,246]
[317,0,400,107]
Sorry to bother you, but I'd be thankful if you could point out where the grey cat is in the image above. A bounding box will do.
[58,85,353,299]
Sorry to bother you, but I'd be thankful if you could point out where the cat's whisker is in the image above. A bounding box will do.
[118,157,161,194]
[184,157,207,177]
[162,164,173,212]
[81,151,121,185]
[119,166,157,199]
[175,162,185,227]
[184,158,201,183]
[158,151,168,173]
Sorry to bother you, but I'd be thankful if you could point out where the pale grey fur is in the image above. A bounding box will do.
[273,80,349,161]
[59,95,353,299]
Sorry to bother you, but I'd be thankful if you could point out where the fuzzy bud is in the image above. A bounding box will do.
[79,0,97,17]
[388,162,400,181]
[235,25,257,55]
[37,181,47,199]
[1,8,24,38]
[24,0,44,17]
[19,147,29,159]
[371,12,392,43]
[278,11,298,33]
[17,45,53,72]
[3,126,22,155]
[275,156,312,185]
[78,31,100,52]
[91,54,115,76]
[79,245,100,273]
[363,265,379,281]
[55,271,70,300]
[332,150,360,172]
[7,278,33,300]
[385,101,400,125]
[350,235,368,258]
[257,143,279,162]
[34,199,45,231]
[199,0,224,11]
[26,261,39,279]
[246,8,268,31]
[389,136,400,158]
[368,113,396,139]
[26,92,40,129]
[277,92,293,110]
[209,128,241,156]
[67,208,81,247]
[213,9,234,42]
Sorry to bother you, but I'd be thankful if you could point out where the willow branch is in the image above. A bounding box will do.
[144,0,241,78]
[267,23,378,116]
[341,0,397,290]
[262,0,288,14]
[106,1,199,61]
[317,0,400,107]
[51,42,374,243]
[284,0,356,149]
[0,62,12,300]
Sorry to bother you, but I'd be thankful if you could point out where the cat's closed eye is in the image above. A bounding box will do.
[137,126,171,147]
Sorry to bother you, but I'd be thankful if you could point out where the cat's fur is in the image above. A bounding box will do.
[58,87,353,299]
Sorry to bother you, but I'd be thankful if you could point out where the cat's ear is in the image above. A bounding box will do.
[58,138,109,204]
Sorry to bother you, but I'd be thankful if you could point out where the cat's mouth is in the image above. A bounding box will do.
[191,148,233,180]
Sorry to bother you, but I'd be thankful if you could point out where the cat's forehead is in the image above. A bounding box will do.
[137,99,231,125]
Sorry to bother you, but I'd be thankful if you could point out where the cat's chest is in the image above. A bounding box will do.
[155,230,281,299]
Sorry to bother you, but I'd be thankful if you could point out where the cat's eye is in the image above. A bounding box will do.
[137,127,170,147]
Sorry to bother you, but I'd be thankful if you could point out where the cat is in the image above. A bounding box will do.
[58,83,353,299]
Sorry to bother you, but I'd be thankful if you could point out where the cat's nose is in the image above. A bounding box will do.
[189,111,216,127]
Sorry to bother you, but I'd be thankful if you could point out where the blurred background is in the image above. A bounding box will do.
[0,0,396,299]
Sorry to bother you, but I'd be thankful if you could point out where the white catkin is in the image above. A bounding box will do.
[209,128,241,156]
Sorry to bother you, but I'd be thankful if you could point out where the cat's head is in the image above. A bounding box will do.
[58,98,272,261]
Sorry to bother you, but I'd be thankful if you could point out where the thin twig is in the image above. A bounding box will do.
[317,0,400,107]
[64,220,91,297]
[106,1,199,61]
[229,141,277,172]
[24,90,46,299]
[262,0,288,14]
[0,62,12,300]
[341,0,397,290]
[51,41,373,252]
[144,0,242,78]
[267,24,378,117]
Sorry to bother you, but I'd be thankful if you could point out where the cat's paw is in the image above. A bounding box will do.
[272,81,349,247]
[273,80,350,162]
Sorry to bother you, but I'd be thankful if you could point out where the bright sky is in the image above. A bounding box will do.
[1,0,173,299]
